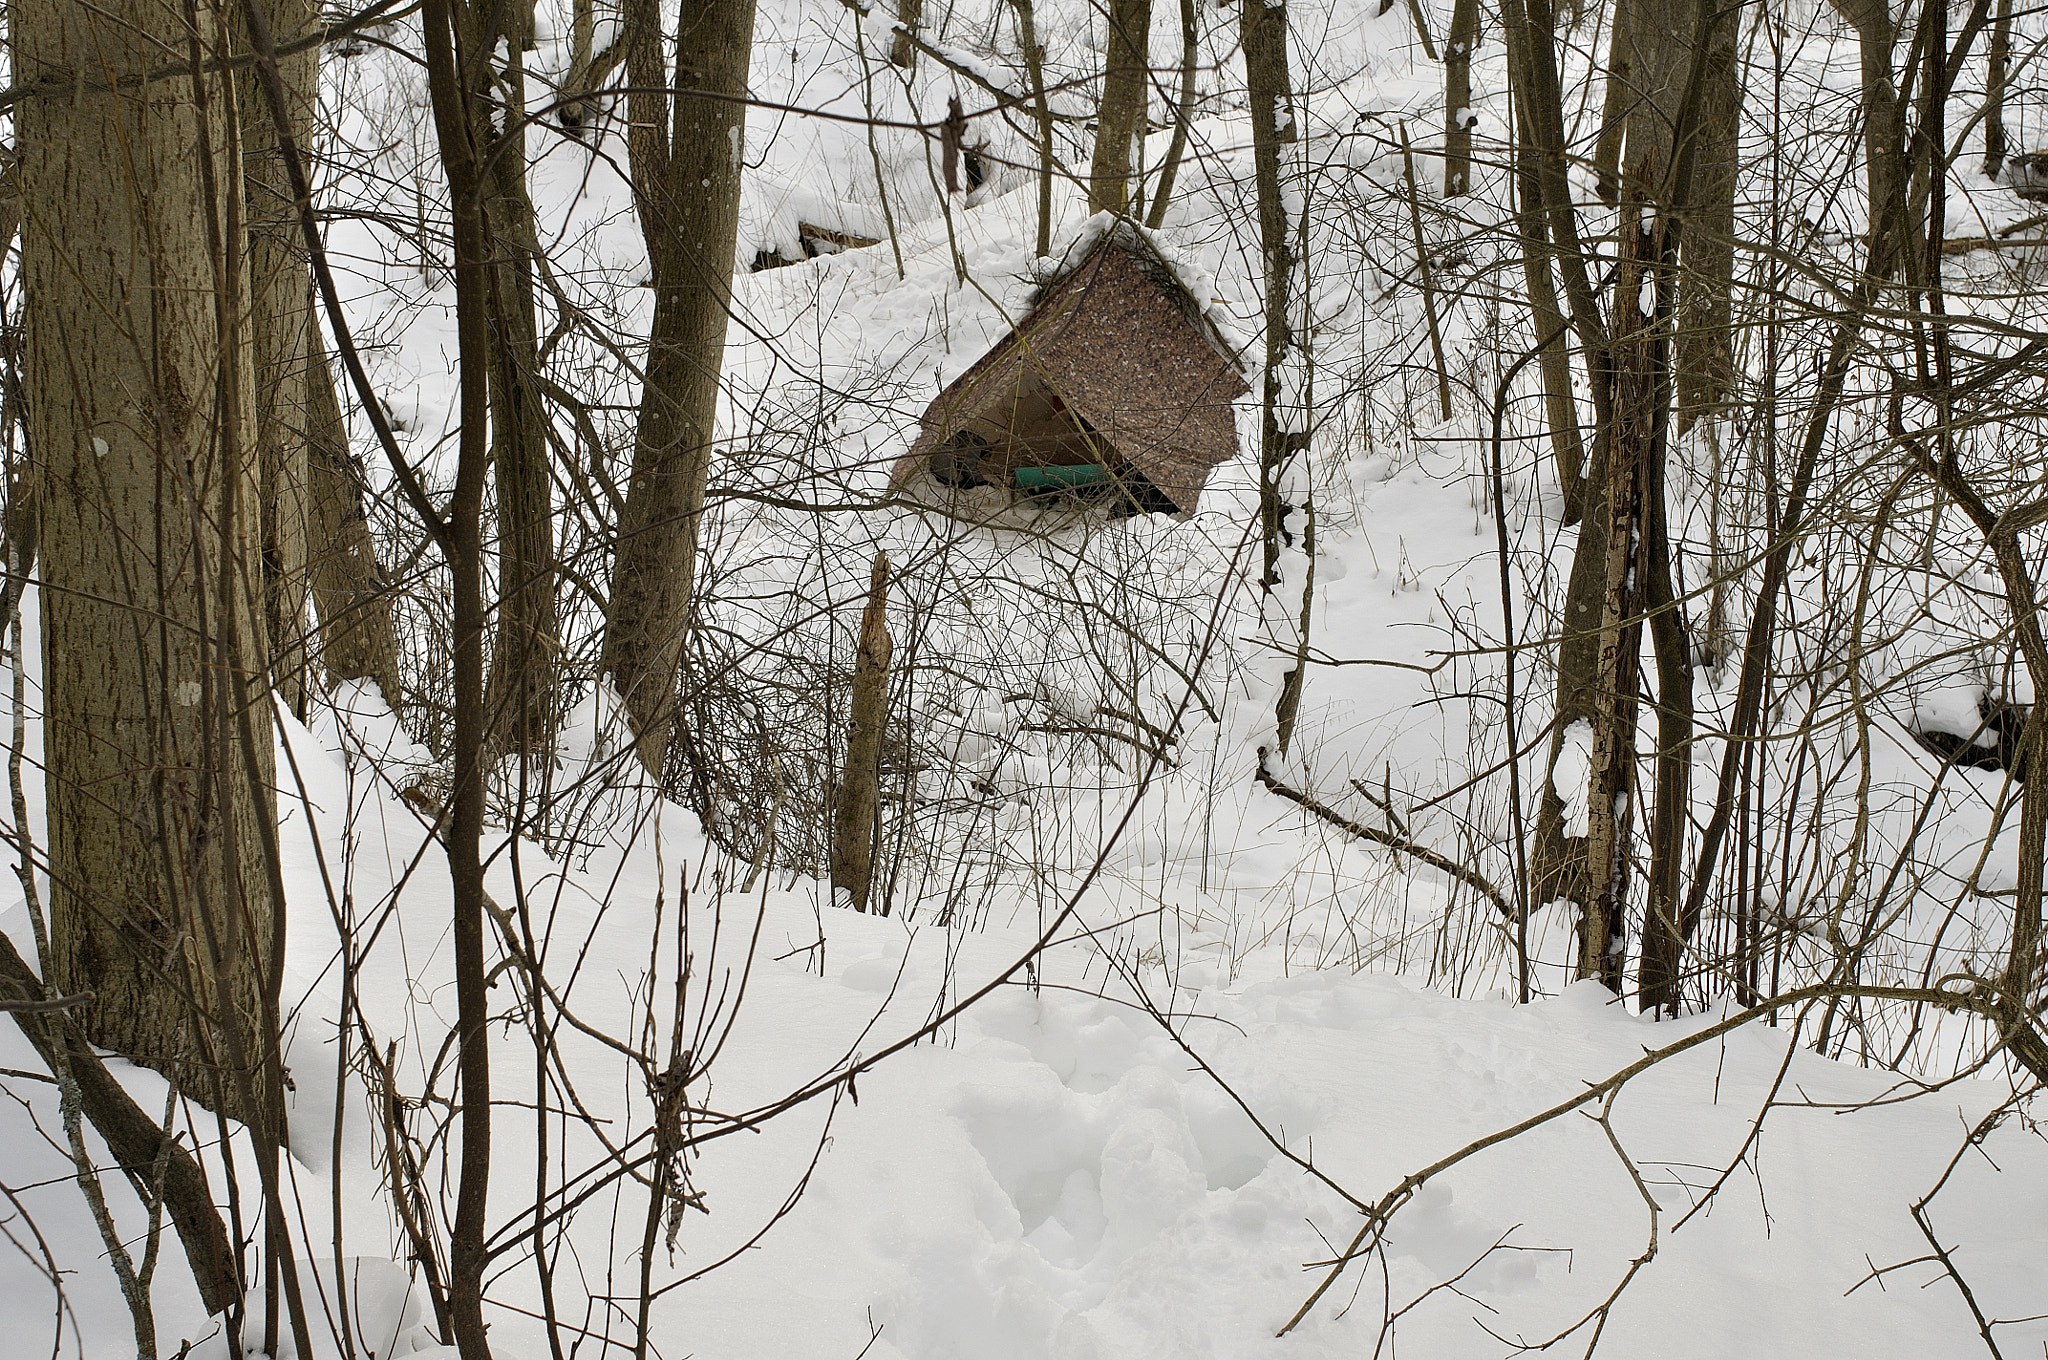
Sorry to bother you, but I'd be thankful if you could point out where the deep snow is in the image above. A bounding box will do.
[4,0,2048,1351]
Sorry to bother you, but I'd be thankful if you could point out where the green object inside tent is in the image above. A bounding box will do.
[1014,463,1108,492]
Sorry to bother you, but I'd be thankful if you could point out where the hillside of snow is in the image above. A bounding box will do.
[3,0,2048,1352]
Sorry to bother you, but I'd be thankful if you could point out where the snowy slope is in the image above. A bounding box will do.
[4,0,2048,1352]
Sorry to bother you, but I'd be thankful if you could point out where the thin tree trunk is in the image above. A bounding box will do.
[891,0,921,67]
[417,0,497,1351]
[1144,0,1198,229]
[603,0,758,775]
[21,0,276,1106]
[1622,0,1727,1010]
[305,315,404,705]
[1592,0,1631,205]
[831,553,891,914]
[1836,0,1904,257]
[1243,0,1312,751]
[1578,379,1641,990]
[1581,163,1663,988]
[1582,0,1700,991]
[559,0,623,134]
[1984,0,2013,178]
[1506,0,1614,913]
[1244,0,1300,594]
[1012,0,1055,255]
[1673,0,1738,431]
[1636,364,1693,1012]
[1508,30,1586,522]
[477,23,561,759]
[1444,0,1478,195]
[1089,0,1153,214]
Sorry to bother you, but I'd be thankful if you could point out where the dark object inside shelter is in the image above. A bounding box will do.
[1912,696,2032,775]
[891,229,1248,519]
[752,221,883,273]
[2005,153,2048,201]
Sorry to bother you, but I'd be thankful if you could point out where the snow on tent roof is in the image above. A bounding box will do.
[890,232,1250,518]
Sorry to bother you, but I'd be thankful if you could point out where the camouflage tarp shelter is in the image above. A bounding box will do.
[890,232,1248,519]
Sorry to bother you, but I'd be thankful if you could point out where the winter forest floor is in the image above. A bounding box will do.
[4,0,2048,1352]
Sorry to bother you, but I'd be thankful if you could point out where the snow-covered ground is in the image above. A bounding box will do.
[5,0,2048,1352]
[5,725,2042,1355]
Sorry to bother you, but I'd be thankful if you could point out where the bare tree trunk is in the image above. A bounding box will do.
[238,0,319,716]
[1835,0,1904,256]
[1591,0,1631,205]
[891,0,921,67]
[1674,0,1738,430]
[1244,0,1300,594]
[573,0,594,90]
[603,0,757,775]
[21,0,277,1106]
[1984,0,2013,178]
[477,22,561,759]
[1243,0,1312,752]
[1505,0,1615,913]
[1508,30,1585,522]
[1636,373,1693,1011]
[1579,349,1643,990]
[417,0,498,1350]
[1144,0,1198,229]
[1583,149,1664,990]
[831,553,891,914]
[1089,0,1153,214]
[305,315,404,705]
[1012,0,1055,255]
[1444,0,1478,195]
[559,0,623,134]
[1615,0,1715,1010]
[1562,0,1705,993]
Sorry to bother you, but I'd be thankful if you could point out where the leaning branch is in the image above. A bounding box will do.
[1255,749,1514,919]
[1275,977,2048,1338]
[0,931,238,1315]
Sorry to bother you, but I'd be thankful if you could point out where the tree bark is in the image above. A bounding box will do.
[1089,0,1153,215]
[603,0,757,775]
[475,14,561,759]
[1243,0,1312,752]
[1612,0,1707,1009]
[559,0,624,134]
[1673,0,1738,431]
[305,314,404,705]
[1012,0,1056,255]
[1143,0,1198,229]
[1555,0,1703,993]
[1984,0,2013,178]
[1444,0,1478,196]
[20,0,277,1103]
[891,0,921,68]
[1506,0,1615,914]
[1591,0,1631,205]
[237,0,319,716]
[1507,28,1586,523]
[830,553,891,914]
[1244,0,1300,594]
[1580,245,1647,990]
[417,0,498,1351]
[1835,0,1905,258]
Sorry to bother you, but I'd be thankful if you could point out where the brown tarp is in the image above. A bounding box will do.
[890,241,1248,514]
